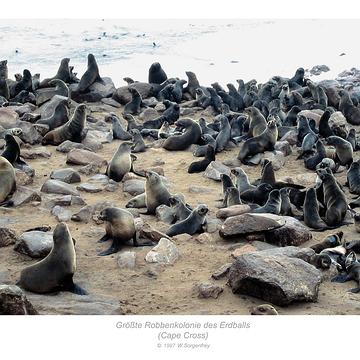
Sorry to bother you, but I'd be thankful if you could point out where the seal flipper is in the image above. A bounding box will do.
[98,239,121,256]
[331,273,352,283]
[348,287,360,293]
[61,275,88,295]
[97,234,111,243]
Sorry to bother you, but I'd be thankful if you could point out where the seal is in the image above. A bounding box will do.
[331,252,360,293]
[126,193,146,209]
[195,88,211,109]
[199,118,218,138]
[169,195,192,223]
[0,156,16,206]
[344,239,360,253]
[238,120,278,164]
[224,187,242,207]
[188,144,215,173]
[215,115,231,152]
[166,204,208,237]
[1,134,22,165]
[346,128,356,150]
[0,79,9,100]
[251,189,281,214]
[123,113,142,131]
[193,134,217,157]
[171,79,187,103]
[76,54,102,93]
[326,136,353,167]
[304,140,327,170]
[42,103,87,145]
[36,98,69,130]
[145,170,172,214]
[18,222,87,295]
[97,207,140,256]
[10,69,32,97]
[159,121,171,139]
[250,304,278,315]
[106,142,132,182]
[244,106,267,137]
[39,58,71,87]
[184,71,200,99]
[123,87,142,115]
[148,62,167,84]
[163,118,201,151]
[162,100,180,124]
[354,213,360,233]
[338,89,360,125]
[279,188,294,216]
[48,79,69,98]
[303,187,330,230]
[316,168,347,226]
[346,159,360,194]
[105,113,132,140]
[0,60,8,79]
[240,183,273,206]
[129,129,146,153]
[231,167,256,193]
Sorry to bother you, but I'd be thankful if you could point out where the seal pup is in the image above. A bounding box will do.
[195,88,211,109]
[36,98,69,130]
[326,136,353,167]
[317,168,347,226]
[123,113,142,131]
[251,189,281,214]
[148,62,167,84]
[198,118,218,138]
[331,252,360,293]
[188,145,215,173]
[304,140,327,170]
[105,113,131,140]
[0,156,16,206]
[215,115,231,153]
[193,134,217,157]
[0,60,8,79]
[145,170,171,214]
[126,193,146,209]
[169,195,192,223]
[42,104,86,145]
[97,207,145,256]
[123,87,142,115]
[344,239,360,253]
[250,304,278,315]
[318,109,333,138]
[106,142,132,182]
[129,129,146,153]
[158,121,171,139]
[303,187,330,230]
[18,223,87,295]
[238,120,278,164]
[346,160,360,194]
[245,106,267,137]
[240,183,273,206]
[166,204,208,237]
[163,118,201,151]
[76,54,102,93]
[310,232,343,253]
[224,187,242,207]
[162,100,180,125]
[1,134,21,165]
[231,167,256,194]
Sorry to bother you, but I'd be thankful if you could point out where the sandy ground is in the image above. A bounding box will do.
[1,104,360,315]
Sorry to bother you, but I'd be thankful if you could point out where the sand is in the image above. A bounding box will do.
[1,104,360,315]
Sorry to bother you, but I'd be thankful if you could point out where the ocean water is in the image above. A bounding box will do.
[0,19,359,87]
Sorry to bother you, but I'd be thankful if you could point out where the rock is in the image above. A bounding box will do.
[17,121,43,145]
[193,232,212,244]
[50,168,81,184]
[71,201,114,223]
[123,179,145,196]
[43,195,72,209]
[21,147,51,159]
[264,216,312,246]
[282,173,317,187]
[231,244,257,257]
[101,97,121,108]
[66,149,107,166]
[228,252,322,306]
[280,130,298,146]
[155,205,175,224]
[85,129,113,145]
[37,95,72,118]
[0,108,19,128]
[143,97,158,107]
[117,251,136,269]
[88,174,110,184]
[219,213,285,239]
[77,183,103,193]
[262,151,285,171]
[180,108,197,116]
[196,283,223,299]
[78,163,102,175]
[15,169,33,186]
[81,136,103,152]
[104,180,120,192]
[41,179,79,196]
[51,206,72,222]
[12,186,41,207]
[201,106,218,117]
[154,102,166,111]
[139,222,170,243]
[71,77,116,102]
[216,205,251,219]
[258,246,316,263]
[212,263,233,280]
[145,238,179,264]
[222,157,242,167]
[189,186,212,194]
[329,111,348,128]
[35,87,58,106]
[0,227,17,247]
[204,218,222,233]
[274,141,292,156]
[56,140,87,153]
[204,161,231,181]
[139,108,159,121]
[0,285,38,315]
[299,110,322,125]
[14,231,54,258]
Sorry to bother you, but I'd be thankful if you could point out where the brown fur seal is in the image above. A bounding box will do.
[1,134,21,164]
[166,204,208,236]
[331,252,360,293]
[184,71,200,99]
[310,232,343,253]
[339,89,360,125]
[106,142,132,182]
[36,98,69,130]
[39,58,71,87]
[18,223,87,295]
[188,144,215,173]
[316,168,347,226]
[126,193,146,209]
[0,60,8,79]
[145,170,171,214]
[244,106,267,137]
[238,120,278,164]
[97,207,138,256]
[326,136,353,167]
[250,304,278,315]
[42,104,86,145]
[251,189,281,214]
[123,87,142,115]
[163,118,201,151]
[76,54,101,93]
[0,79,9,100]
[148,62,167,84]
[129,129,146,153]
[303,187,330,230]
[0,156,16,206]
[231,167,256,193]
[346,160,360,194]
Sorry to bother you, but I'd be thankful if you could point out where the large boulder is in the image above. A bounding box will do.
[0,108,19,128]
[204,161,231,181]
[228,252,322,306]
[0,285,38,315]
[145,238,179,264]
[11,186,42,207]
[50,168,81,184]
[66,149,107,167]
[41,179,79,196]
[14,230,53,258]
[0,227,17,248]
[112,82,154,105]
[70,77,116,102]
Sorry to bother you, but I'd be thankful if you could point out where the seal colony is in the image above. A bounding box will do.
[1,53,360,315]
